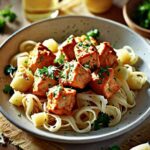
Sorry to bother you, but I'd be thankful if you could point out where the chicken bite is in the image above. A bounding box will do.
[60,60,91,89]
[33,66,59,97]
[29,43,56,73]
[46,85,76,115]
[59,35,76,61]
[90,67,120,99]
[97,42,118,68]
[74,41,100,70]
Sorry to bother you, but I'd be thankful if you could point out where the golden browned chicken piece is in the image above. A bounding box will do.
[74,41,100,70]
[60,60,91,89]
[33,66,59,96]
[90,67,120,99]
[46,85,76,115]
[59,35,77,61]
[97,42,118,68]
[29,43,56,73]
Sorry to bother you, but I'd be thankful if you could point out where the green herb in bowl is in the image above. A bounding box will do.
[133,0,150,29]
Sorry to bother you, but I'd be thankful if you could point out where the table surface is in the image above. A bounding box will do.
[0,0,149,150]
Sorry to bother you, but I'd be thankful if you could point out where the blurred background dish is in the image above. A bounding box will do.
[123,0,150,38]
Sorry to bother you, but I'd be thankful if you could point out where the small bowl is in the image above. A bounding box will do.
[123,0,150,38]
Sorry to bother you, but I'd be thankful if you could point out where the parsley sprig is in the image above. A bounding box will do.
[86,29,100,39]
[54,53,65,65]
[36,66,59,80]
[53,85,63,97]
[4,65,17,76]
[3,84,14,95]
[92,112,111,130]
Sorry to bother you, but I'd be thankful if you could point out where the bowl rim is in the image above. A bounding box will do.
[123,1,150,33]
[0,15,150,143]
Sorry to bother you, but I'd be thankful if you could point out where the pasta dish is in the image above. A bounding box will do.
[4,29,147,133]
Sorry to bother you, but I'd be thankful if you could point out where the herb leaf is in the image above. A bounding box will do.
[3,84,14,95]
[133,0,150,29]
[54,53,65,65]
[53,85,63,97]
[92,112,111,130]
[4,65,17,75]
[108,145,120,150]
[37,66,59,80]
[98,66,110,78]
[86,29,100,39]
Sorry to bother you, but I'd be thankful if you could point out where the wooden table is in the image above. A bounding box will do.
[0,0,149,150]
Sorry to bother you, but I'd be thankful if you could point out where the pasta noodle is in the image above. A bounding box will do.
[105,106,121,126]
[116,79,136,108]
[19,40,37,52]
[22,94,42,121]
[76,93,108,113]
[114,66,129,80]
[6,32,147,133]
[115,46,138,65]
[17,56,29,68]
[43,114,62,132]
[127,72,147,90]
[61,116,91,133]
[10,52,29,67]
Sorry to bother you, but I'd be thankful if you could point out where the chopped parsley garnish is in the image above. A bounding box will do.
[60,62,69,79]
[86,29,100,39]
[78,42,83,47]
[78,42,91,49]
[60,62,75,80]
[60,70,66,79]
[37,66,59,80]
[98,67,110,78]
[4,65,17,75]
[54,53,65,65]
[3,84,14,95]
[92,112,111,130]
[53,85,63,97]
[67,35,74,43]
[108,145,120,150]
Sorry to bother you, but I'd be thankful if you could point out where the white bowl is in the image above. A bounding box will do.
[0,16,150,143]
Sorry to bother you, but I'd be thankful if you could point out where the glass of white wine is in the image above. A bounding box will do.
[23,0,59,22]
